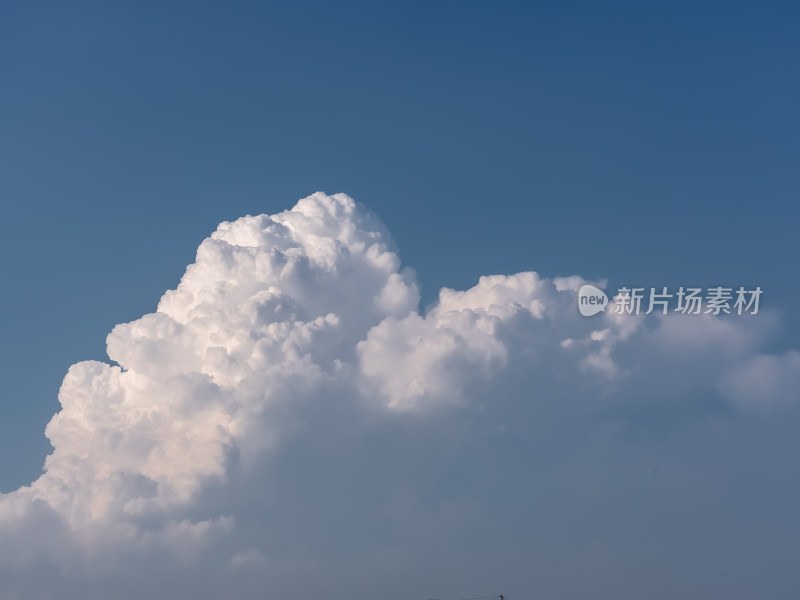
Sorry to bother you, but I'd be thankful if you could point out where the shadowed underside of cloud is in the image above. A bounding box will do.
[1,193,798,599]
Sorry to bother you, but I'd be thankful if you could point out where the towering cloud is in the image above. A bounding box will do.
[0,193,797,599]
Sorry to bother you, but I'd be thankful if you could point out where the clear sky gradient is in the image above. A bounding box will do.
[2,0,798,490]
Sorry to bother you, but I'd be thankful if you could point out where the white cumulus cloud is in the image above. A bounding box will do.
[0,192,797,599]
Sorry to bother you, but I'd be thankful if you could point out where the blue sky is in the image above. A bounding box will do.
[1,2,799,598]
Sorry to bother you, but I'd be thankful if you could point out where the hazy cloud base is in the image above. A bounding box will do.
[1,193,798,599]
